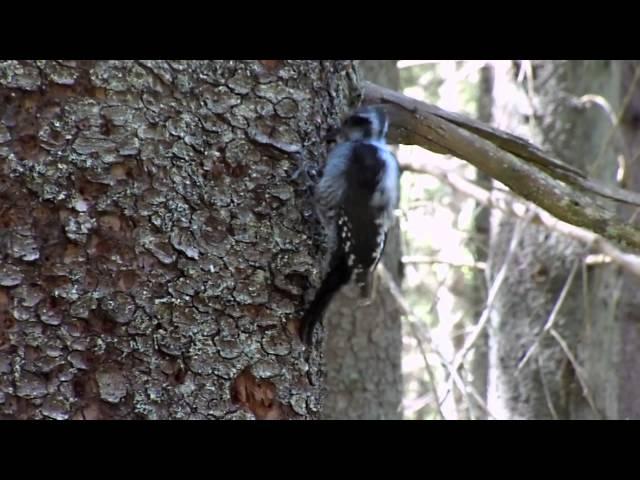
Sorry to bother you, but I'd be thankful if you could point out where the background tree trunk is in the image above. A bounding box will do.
[487,60,630,419]
[0,60,360,420]
[467,63,494,420]
[615,61,640,419]
[321,60,404,420]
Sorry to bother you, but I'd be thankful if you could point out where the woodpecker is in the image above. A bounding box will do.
[300,105,400,345]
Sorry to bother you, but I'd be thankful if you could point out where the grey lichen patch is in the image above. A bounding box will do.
[272,222,304,251]
[247,118,303,153]
[141,236,177,265]
[69,294,98,318]
[38,300,63,326]
[230,102,258,123]
[7,232,40,261]
[0,264,23,287]
[63,213,96,243]
[272,251,316,295]
[0,355,11,374]
[157,330,191,357]
[186,340,219,375]
[170,228,200,260]
[199,85,242,114]
[230,208,260,244]
[68,351,90,370]
[35,354,65,374]
[227,71,253,95]
[36,61,80,86]
[254,83,309,104]
[117,136,140,156]
[96,368,128,403]
[252,357,283,378]
[275,98,299,118]
[15,372,47,399]
[0,125,11,143]
[100,293,135,324]
[170,140,196,161]
[171,276,201,298]
[268,183,294,202]
[90,61,136,92]
[0,61,41,90]
[211,360,243,380]
[138,60,175,85]
[214,333,244,360]
[254,98,275,117]
[101,104,137,125]
[232,269,269,305]
[224,112,249,130]
[167,113,204,145]
[289,394,308,416]
[42,395,71,420]
[261,329,292,356]
[224,138,261,167]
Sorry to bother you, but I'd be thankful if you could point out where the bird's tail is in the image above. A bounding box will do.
[299,252,352,345]
[355,268,376,305]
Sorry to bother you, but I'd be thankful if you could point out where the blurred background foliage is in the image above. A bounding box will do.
[396,61,495,419]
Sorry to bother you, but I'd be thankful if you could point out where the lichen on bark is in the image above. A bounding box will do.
[0,60,360,419]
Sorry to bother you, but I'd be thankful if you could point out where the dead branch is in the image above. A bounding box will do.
[362,82,640,251]
[400,158,640,279]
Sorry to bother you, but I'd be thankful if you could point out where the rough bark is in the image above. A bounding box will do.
[615,61,640,419]
[0,60,360,420]
[487,61,623,419]
[321,60,403,420]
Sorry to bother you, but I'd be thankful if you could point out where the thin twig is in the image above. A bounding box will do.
[517,260,580,371]
[449,210,534,375]
[401,255,486,270]
[438,211,533,411]
[449,370,494,419]
[377,265,446,420]
[591,63,640,177]
[549,327,603,419]
[402,158,640,279]
[537,356,560,420]
[582,260,592,344]
[378,264,497,420]
[405,319,447,420]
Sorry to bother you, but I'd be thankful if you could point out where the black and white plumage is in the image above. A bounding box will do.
[300,105,400,345]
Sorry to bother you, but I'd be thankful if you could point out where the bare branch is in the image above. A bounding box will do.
[591,63,640,177]
[377,264,497,420]
[363,81,640,251]
[549,328,603,419]
[376,265,446,419]
[441,211,533,404]
[537,356,560,420]
[401,255,486,270]
[517,260,580,371]
[401,158,640,279]
[404,316,447,420]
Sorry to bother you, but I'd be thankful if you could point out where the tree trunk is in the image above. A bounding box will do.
[321,60,404,420]
[468,63,494,420]
[615,61,640,419]
[487,60,626,419]
[0,60,360,420]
